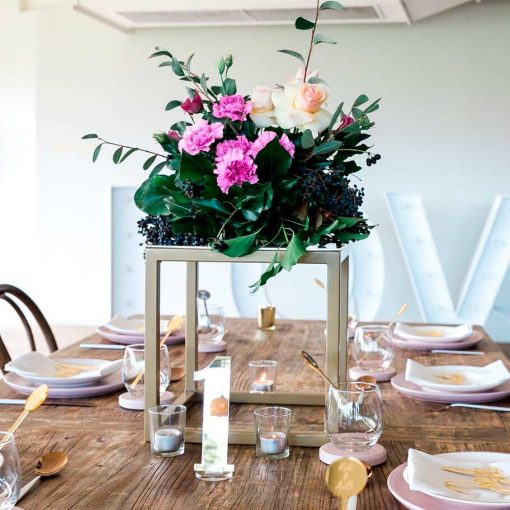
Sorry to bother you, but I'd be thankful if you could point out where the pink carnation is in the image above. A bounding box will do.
[213,95,252,122]
[214,136,258,193]
[250,131,295,158]
[178,119,224,155]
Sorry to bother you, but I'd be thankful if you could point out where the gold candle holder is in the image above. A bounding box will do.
[258,305,276,331]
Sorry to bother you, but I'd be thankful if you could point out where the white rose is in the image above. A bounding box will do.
[250,86,276,128]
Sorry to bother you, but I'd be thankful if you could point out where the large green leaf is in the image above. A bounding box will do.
[311,140,343,157]
[134,175,176,215]
[220,232,259,257]
[295,17,315,30]
[280,234,307,271]
[235,183,273,222]
[221,78,237,96]
[249,252,283,292]
[193,198,230,215]
[254,137,292,181]
[179,152,213,185]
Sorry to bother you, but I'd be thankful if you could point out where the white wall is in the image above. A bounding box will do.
[2,1,510,329]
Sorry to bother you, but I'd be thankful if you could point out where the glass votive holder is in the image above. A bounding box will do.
[325,382,383,452]
[122,344,170,399]
[249,360,277,393]
[352,325,393,372]
[198,303,226,344]
[254,407,291,460]
[149,404,186,457]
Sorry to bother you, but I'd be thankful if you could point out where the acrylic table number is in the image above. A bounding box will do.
[193,356,234,481]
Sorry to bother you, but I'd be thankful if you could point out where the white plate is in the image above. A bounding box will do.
[395,323,472,343]
[404,451,510,508]
[103,316,168,337]
[8,358,122,387]
[405,360,510,393]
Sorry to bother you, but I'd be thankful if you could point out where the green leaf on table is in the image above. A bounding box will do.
[254,137,292,181]
[119,148,138,163]
[353,94,369,107]
[295,17,315,30]
[313,34,337,45]
[112,147,123,164]
[280,234,307,271]
[92,143,103,163]
[301,129,315,149]
[165,100,182,111]
[143,154,157,170]
[82,133,98,139]
[277,49,305,64]
[220,232,259,257]
[221,78,237,96]
[134,175,176,215]
[311,140,342,157]
[179,152,213,185]
[320,1,344,10]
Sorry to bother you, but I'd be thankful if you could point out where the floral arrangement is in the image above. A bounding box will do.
[83,0,381,289]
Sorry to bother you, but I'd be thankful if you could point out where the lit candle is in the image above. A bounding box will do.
[251,372,274,392]
[259,431,287,455]
[154,428,183,453]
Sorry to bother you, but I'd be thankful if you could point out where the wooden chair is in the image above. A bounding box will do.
[0,284,58,371]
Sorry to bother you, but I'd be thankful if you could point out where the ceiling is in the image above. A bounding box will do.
[20,0,482,31]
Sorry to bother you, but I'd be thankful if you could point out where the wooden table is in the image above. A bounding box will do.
[0,319,509,510]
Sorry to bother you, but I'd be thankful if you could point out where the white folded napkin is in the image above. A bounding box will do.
[407,449,510,504]
[5,352,122,380]
[394,323,472,343]
[405,359,510,392]
[103,315,167,336]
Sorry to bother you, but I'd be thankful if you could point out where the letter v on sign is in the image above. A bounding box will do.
[386,193,510,325]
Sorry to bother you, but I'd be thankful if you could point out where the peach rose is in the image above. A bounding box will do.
[294,83,328,114]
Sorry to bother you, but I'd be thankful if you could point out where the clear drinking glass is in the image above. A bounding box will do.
[0,432,21,510]
[249,360,277,393]
[198,303,225,344]
[352,325,393,371]
[325,382,383,452]
[254,407,291,460]
[348,296,359,337]
[149,404,186,457]
[122,344,170,399]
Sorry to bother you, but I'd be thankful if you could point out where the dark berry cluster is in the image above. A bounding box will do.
[180,180,202,199]
[366,153,381,166]
[297,168,365,219]
[137,215,207,246]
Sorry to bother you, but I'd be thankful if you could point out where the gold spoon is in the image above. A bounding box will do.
[130,315,185,390]
[300,351,338,388]
[326,457,369,510]
[18,451,68,502]
[4,385,48,439]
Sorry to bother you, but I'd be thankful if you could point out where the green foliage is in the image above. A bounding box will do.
[295,17,316,30]
[220,232,259,257]
[277,49,305,64]
[313,34,337,45]
[320,1,344,10]
[165,100,182,111]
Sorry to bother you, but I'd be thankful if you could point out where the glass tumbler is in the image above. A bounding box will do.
[198,303,226,344]
[249,360,277,393]
[325,382,383,452]
[0,432,21,510]
[254,407,291,459]
[149,404,186,457]
[122,344,170,399]
[352,325,393,371]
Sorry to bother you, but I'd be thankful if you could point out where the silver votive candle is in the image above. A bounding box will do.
[249,360,277,393]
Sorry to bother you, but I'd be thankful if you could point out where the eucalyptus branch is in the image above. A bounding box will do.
[303,0,321,80]
[96,138,167,159]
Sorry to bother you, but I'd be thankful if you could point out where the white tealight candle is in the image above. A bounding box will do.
[153,428,183,453]
[251,372,274,392]
[259,431,287,455]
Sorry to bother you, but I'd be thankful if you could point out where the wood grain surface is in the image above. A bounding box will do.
[0,319,508,510]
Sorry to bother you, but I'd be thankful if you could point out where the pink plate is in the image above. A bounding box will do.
[387,463,503,510]
[391,372,510,403]
[96,326,185,346]
[391,330,483,351]
[4,371,124,399]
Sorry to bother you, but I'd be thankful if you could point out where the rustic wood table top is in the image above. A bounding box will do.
[0,319,508,510]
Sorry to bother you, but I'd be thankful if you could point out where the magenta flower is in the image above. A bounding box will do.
[181,92,203,114]
[213,95,252,122]
[167,129,181,141]
[338,114,355,130]
[250,131,295,158]
[178,119,224,155]
[214,136,258,193]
